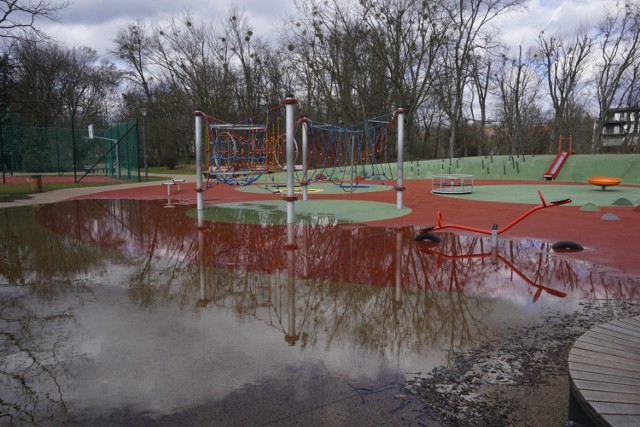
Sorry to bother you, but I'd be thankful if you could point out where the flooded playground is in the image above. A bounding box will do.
[2,198,639,425]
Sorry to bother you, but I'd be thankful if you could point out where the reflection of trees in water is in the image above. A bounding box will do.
[1,204,136,301]
[32,200,640,357]
[0,295,75,425]
[2,199,637,422]
[0,204,144,425]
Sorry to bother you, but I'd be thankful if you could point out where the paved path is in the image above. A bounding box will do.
[0,174,196,209]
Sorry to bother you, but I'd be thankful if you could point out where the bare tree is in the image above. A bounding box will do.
[283,0,447,158]
[10,40,68,125]
[60,46,120,123]
[0,0,69,41]
[469,39,497,157]
[151,14,224,115]
[591,0,640,152]
[361,0,446,118]
[434,0,526,159]
[222,9,271,115]
[495,45,544,155]
[534,28,594,152]
[283,0,370,123]
[9,41,119,125]
[112,21,155,107]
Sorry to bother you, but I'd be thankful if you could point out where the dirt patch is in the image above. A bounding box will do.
[403,300,640,427]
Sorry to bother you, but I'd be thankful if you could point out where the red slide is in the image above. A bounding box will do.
[543,150,569,180]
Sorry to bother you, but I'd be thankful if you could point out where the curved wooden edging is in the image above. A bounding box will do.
[568,315,640,426]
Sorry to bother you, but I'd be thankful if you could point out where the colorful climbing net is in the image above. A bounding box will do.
[202,107,397,192]
[203,106,284,187]
[301,113,396,192]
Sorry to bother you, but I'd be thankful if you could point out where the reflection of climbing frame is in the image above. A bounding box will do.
[543,135,572,180]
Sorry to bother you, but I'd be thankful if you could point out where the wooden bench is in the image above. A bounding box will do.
[568,315,640,426]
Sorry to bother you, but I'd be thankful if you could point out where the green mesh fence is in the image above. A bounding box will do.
[0,120,140,182]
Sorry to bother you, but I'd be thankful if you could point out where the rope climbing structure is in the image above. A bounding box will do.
[194,97,409,217]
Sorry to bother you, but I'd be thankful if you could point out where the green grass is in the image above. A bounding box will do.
[148,165,196,175]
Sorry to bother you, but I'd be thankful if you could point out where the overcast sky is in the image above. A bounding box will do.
[42,0,616,58]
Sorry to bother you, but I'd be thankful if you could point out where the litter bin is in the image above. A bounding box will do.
[30,175,43,192]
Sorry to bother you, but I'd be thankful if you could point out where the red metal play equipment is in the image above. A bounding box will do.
[416,190,571,239]
[543,135,572,180]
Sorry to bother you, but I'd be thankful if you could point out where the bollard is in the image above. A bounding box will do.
[30,175,43,192]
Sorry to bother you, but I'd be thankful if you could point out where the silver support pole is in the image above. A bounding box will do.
[395,108,407,209]
[283,95,298,224]
[194,109,204,211]
[301,117,309,201]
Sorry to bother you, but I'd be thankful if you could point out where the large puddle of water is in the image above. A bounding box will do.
[1,199,638,425]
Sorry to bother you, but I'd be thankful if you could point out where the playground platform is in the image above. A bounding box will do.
[569,316,640,426]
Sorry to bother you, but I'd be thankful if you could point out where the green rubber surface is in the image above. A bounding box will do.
[434,184,640,206]
[189,200,411,225]
[235,182,394,195]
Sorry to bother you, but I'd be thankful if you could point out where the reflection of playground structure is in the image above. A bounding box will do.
[33,200,640,357]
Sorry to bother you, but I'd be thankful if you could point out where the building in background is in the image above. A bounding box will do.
[599,106,639,152]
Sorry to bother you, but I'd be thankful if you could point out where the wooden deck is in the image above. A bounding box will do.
[568,315,640,426]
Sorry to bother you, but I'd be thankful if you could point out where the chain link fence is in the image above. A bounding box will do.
[0,120,140,182]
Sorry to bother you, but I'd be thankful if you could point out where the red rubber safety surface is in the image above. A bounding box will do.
[75,178,640,277]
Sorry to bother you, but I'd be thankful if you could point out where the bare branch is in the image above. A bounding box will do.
[0,0,70,41]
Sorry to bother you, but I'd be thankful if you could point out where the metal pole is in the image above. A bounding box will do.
[141,107,148,181]
[283,95,298,224]
[0,123,4,184]
[71,113,78,183]
[395,108,407,209]
[194,109,204,211]
[301,116,309,201]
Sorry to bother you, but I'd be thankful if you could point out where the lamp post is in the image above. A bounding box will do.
[141,107,148,181]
